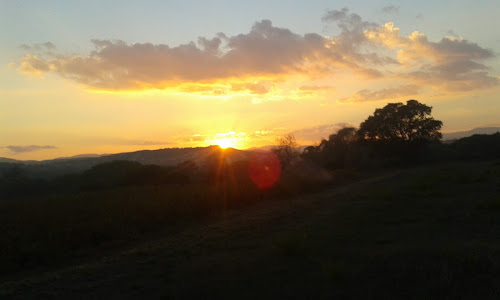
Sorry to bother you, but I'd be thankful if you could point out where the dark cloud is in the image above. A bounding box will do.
[432,37,494,59]
[408,38,498,90]
[366,24,498,91]
[5,145,57,153]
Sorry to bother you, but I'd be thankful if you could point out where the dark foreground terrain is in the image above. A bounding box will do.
[1,160,499,299]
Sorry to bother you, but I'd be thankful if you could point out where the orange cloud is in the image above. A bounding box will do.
[15,9,498,95]
[17,21,337,91]
[365,22,498,91]
[18,55,51,76]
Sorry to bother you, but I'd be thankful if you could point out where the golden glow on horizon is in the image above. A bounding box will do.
[212,137,236,149]
[81,74,299,101]
[204,131,248,149]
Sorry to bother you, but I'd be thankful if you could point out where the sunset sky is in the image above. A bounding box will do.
[1,0,499,160]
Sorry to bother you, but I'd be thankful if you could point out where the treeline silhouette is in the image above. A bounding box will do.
[298,100,498,170]
[301,129,500,170]
[1,100,499,199]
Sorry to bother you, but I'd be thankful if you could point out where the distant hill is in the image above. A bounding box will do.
[0,157,22,163]
[443,127,500,141]
[0,146,255,179]
[246,145,310,152]
[51,153,106,160]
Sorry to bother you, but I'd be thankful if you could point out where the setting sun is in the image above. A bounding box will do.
[205,131,247,149]
[214,138,235,149]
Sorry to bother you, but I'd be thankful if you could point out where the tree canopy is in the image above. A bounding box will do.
[271,134,300,169]
[357,100,442,143]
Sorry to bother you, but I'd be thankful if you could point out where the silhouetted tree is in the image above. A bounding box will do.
[358,100,442,143]
[272,134,300,170]
[302,127,359,169]
[329,127,358,144]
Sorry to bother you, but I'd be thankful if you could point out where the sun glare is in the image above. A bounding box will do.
[214,138,235,149]
[205,131,248,149]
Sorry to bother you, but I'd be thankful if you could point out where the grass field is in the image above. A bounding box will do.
[1,159,499,299]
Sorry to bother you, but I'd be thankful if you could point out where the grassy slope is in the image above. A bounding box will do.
[1,160,499,299]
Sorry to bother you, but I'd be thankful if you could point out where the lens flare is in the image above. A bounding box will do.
[248,151,281,189]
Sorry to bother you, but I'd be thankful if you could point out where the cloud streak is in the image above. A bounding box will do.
[4,145,57,153]
[340,85,420,103]
[15,8,498,99]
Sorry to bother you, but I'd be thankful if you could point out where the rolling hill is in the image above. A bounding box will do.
[442,127,500,141]
[0,146,253,179]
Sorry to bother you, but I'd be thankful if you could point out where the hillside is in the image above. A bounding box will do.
[0,158,22,163]
[1,160,499,299]
[443,127,500,141]
[0,146,251,179]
